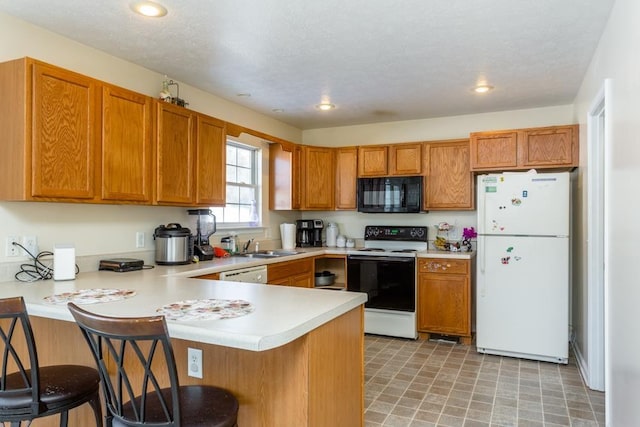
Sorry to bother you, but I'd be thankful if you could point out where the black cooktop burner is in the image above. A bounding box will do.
[360,248,385,252]
[391,249,417,253]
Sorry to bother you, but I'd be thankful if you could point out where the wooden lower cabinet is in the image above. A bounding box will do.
[193,272,220,280]
[27,307,364,427]
[267,257,314,287]
[418,258,473,344]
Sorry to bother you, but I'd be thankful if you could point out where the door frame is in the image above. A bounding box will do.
[586,78,611,392]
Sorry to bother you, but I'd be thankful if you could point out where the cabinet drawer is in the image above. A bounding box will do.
[268,258,314,282]
[419,258,468,275]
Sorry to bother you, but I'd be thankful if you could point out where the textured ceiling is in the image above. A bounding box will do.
[0,0,614,130]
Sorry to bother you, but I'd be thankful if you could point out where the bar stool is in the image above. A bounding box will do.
[0,296,102,426]
[67,303,238,427]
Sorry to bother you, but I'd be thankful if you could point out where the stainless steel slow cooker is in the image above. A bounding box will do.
[153,223,192,265]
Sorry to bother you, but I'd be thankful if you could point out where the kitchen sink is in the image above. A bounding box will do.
[233,250,303,258]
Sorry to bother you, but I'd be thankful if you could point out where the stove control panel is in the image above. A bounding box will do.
[364,225,428,242]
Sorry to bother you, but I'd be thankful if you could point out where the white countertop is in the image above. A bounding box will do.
[0,264,366,352]
[0,246,473,352]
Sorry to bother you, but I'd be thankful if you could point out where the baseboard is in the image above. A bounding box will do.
[572,339,591,388]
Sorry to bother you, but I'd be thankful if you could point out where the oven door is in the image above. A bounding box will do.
[347,255,416,311]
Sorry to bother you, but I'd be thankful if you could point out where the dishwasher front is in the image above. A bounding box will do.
[218,265,268,284]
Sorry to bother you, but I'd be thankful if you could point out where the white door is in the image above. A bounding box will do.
[477,173,570,236]
[477,235,569,361]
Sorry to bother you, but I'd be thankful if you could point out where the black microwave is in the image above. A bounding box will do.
[357,176,423,213]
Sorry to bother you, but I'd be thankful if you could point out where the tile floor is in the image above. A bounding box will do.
[364,335,605,427]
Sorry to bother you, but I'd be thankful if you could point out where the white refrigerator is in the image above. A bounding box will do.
[476,172,570,364]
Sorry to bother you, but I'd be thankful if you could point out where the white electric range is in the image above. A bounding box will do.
[346,225,428,339]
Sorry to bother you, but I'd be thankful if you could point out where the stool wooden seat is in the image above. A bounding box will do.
[67,303,238,427]
[0,296,102,426]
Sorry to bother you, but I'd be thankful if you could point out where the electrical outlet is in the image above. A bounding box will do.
[136,232,145,248]
[22,236,38,257]
[187,347,203,379]
[5,236,20,257]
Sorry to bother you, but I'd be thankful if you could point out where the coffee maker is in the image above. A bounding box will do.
[187,209,217,260]
[296,219,324,247]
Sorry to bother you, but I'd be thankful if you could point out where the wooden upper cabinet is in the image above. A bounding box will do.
[155,101,195,205]
[520,125,577,168]
[269,143,332,211]
[335,147,358,210]
[0,58,101,202]
[469,131,518,171]
[292,145,303,209]
[101,85,153,203]
[388,143,422,175]
[358,143,422,177]
[470,124,578,171]
[269,142,299,210]
[302,146,335,210]
[423,140,474,210]
[32,61,99,200]
[357,146,387,176]
[195,114,226,206]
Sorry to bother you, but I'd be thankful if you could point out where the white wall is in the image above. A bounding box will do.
[303,105,574,147]
[0,12,300,280]
[572,0,640,423]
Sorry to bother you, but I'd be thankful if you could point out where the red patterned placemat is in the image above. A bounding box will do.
[44,288,136,305]
[156,299,254,321]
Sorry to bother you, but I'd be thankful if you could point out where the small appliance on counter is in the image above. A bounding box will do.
[325,222,339,247]
[296,219,324,247]
[153,223,192,265]
[188,209,217,261]
[99,258,144,272]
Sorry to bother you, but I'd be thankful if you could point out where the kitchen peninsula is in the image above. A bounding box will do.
[2,263,367,426]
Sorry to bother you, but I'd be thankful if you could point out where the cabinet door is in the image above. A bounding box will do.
[520,125,578,168]
[303,146,335,210]
[268,258,314,286]
[195,114,226,206]
[193,273,220,280]
[292,145,303,209]
[269,143,302,210]
[418,273,470,335]
[469,131,518,171]
[290,273,314,288]
[389,143,422,175]
[335,147,358,210]
[357,146,387,176]
[32,62,98,199]
[155,102,195,205]
[424,140,474,210]
[101,85,152,202]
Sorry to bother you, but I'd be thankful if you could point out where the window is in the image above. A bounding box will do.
[211,141,261,227]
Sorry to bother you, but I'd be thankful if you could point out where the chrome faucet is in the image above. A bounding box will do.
[242,239,254,253]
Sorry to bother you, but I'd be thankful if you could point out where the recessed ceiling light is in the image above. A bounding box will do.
[130,1,167,17]
[236,93,251,97]
[272,108,284,113]
[316,103,336,111]
[474,84,494,94]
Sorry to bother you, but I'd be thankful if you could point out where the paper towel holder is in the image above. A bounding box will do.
[280,223,296,250]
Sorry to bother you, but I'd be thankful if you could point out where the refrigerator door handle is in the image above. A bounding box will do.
[477,176,486,233]
[478,235,486,297]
